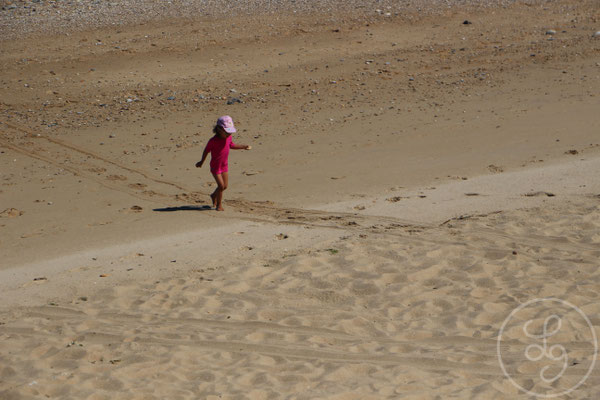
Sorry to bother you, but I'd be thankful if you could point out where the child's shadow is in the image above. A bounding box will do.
[153,205,213,212]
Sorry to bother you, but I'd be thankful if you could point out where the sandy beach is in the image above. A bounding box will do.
[1,0,600,398]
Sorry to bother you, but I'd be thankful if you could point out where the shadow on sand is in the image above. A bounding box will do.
[153,205,213,212]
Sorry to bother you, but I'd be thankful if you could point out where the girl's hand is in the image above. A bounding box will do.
[195,161,203,168]
[246,145,252,150]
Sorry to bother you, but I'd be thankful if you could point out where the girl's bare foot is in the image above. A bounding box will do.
[216,206,224,211]
[210,193,217,207]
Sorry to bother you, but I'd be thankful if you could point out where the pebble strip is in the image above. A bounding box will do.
[1,0,549,40]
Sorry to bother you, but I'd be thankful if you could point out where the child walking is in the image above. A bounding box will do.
[196,116,251,211]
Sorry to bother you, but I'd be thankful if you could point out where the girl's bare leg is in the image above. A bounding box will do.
[218,172,228,210]
[211,172,228,211]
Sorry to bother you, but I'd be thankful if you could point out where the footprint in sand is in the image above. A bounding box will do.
[175,192,204,203]
[523,191,555,197]
[386,196,408,203]
[487,164,504,173]
[20,229,43,238]
[128,183,147,189]
[119,205,143,213]
[87,221,113,227]
[106,174,127,181]
[87,167,107,174]
[21,277,48,288]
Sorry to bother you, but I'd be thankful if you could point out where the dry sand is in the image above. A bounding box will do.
[1,0,600,398]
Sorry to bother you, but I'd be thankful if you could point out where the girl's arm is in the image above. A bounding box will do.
[195,146,210,168]
[231,144,251,150]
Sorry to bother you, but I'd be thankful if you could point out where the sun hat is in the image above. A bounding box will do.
[216,115,236,134]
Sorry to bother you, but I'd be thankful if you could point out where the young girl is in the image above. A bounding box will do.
[196,115,251,211]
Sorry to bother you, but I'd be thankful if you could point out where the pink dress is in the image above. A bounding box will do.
[205,135,235,174]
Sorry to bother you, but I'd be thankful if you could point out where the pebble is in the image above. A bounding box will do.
[227,97,242,105]
[545,29,556,35]
[0,208,24,217]
[166,96,175,100]
[593,31,600,38]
